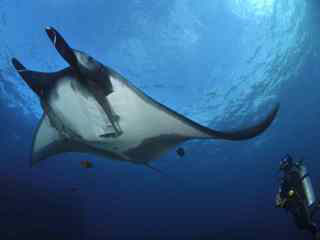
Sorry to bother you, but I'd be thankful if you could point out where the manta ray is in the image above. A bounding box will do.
[11,27,279,167]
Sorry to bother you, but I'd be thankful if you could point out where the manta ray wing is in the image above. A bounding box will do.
[98,72,279,163]
[124,76,279,140]
[31,114,127,166]
[31,114,69,166]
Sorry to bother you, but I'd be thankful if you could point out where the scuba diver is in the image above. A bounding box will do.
[276,154,320,239]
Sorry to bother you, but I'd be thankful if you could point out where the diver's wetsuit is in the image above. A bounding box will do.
[279,177,317,234]
[277,156,320,239]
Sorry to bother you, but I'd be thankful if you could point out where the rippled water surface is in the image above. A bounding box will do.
[0,0,319,239]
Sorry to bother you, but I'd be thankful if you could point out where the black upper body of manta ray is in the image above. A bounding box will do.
[11,27,280,167]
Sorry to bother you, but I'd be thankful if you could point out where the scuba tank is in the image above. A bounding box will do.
[298,162,316,208]
[280,154,316,208]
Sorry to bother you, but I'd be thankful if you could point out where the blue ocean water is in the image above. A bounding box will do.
[0,0,320,239]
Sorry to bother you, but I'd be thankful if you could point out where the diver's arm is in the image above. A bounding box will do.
[276,184,291,209]
[276,187,286,208]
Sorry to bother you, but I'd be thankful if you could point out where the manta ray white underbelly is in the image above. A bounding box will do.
[38,70,215,164]
[11,27,279,167]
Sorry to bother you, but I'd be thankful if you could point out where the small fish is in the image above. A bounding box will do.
[176,147,185,157]
[80,160,93,169]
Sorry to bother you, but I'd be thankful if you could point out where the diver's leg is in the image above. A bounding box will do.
[312,225,320,240]
[314,231,320,240]
[311,202,320,218]
[306,222,320,240]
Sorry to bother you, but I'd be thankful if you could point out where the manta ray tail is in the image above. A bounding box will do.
[144,163,170,177]
[144,164,199,191]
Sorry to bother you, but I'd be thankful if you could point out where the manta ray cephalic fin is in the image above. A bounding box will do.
[11,58,70,96]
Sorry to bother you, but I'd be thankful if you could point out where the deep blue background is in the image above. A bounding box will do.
[0,0,320,239]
